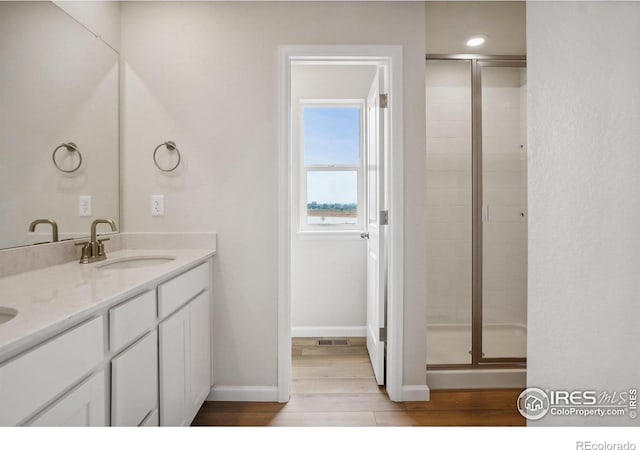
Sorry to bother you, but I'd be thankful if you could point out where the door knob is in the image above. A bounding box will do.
[360,232,369,239]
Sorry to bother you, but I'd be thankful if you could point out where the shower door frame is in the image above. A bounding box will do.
[426,54,527,369]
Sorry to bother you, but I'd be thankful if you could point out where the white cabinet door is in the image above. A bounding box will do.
[189,291,211,413]
[111,331,158,426]
[159,305,190,426]
[159,291,211,426]
[28,371,106,426]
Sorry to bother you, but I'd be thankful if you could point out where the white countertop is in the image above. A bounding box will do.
[0,248,215,362]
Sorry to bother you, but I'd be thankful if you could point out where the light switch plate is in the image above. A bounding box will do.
[151,195,165,217]
[79,195,92,217]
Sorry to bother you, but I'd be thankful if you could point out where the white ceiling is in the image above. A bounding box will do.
[292,64,377,98]
[425,1,526,55]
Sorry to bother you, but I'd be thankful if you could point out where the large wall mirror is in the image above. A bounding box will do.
[0,1,119,250]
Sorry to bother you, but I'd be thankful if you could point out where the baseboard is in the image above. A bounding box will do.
[206,385,279,402]
[427,369,526,390]
[402,385,430,401]
[291,326,366,337]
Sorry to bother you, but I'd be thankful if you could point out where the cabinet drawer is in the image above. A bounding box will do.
[111,331,158,426]
[109,290,156,353]
[0,316,104,425]
[158,261,209,319]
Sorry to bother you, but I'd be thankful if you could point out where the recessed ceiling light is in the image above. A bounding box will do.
[466,35,487,48]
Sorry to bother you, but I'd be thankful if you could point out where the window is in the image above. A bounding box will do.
[299,101,364,231]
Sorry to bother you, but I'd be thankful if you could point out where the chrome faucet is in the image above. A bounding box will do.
[29,219,59,243]
[77,219,117,264]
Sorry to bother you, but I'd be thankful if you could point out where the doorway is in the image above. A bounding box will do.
[278,46,405,402]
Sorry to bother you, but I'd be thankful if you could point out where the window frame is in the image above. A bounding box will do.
[298,99,366,233]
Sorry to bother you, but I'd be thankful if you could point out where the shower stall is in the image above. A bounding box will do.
[425,55,527,388]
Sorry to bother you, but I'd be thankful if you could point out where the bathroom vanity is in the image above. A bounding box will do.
[0,248,215,426]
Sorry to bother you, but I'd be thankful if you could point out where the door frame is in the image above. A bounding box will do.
[278,45,404,402]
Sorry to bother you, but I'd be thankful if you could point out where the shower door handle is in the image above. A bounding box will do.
[360,232,369,239]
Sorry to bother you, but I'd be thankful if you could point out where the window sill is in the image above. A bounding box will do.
[295,230,365,241]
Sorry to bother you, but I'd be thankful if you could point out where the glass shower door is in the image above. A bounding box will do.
[479,63,527,361]
[425,60,473,365]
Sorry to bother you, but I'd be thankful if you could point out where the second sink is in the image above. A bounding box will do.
[96,255,176,270]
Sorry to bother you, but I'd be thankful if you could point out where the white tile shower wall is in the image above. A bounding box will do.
[425,60,472,325]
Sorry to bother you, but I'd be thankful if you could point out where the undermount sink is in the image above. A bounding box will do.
[0,307,18,326]
[96,255,176,270]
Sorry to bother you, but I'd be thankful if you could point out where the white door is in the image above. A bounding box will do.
[363,66,387,386]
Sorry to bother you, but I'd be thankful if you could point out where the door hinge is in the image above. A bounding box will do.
[379,210,389,225]
[379,327,387,342]
[379,93,388,109]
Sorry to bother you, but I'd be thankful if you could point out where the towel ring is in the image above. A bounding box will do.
[52,142,83,173]
[153,141,181,172]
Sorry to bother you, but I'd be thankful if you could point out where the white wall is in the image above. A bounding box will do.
[527,1,640,425]
[120,1,427,396]
[291,65,375,337]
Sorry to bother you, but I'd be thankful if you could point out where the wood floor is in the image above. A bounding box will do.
[191,337,525,426]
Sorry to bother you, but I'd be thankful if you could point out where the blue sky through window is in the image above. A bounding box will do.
[304,107,360,165]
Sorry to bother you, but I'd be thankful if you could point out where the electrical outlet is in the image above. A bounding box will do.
[79,195,92,217]
[151,195,165,217]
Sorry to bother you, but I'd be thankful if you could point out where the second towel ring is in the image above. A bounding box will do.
[153,141,181,172]
[52,142,83,173]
